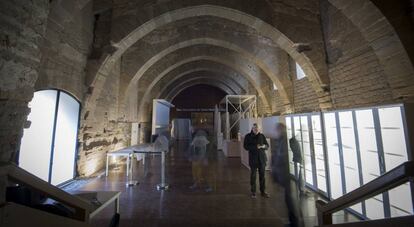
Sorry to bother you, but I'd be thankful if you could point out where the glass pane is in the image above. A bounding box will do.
[286,117,295,175]
[324,112,343,199]
[301,116,313,186]
[51,92,80,185]
[293,117,302,143]
[338,111,362,213]
[355,109,384,219]
[19,90,57,182]
[293,116,303,179]
[312,115,327,193]
[379,106,413,217]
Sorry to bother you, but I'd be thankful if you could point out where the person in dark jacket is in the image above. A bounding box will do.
[243,123,269,198]
[289,136,305,195]
[271,123,304,227]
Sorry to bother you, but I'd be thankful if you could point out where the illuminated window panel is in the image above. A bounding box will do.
[51,92,80,185]
[19,90,58,182]
[286,117,295,176]
[301,116,314,186]
[19,90,80,186]
[338,111,362,213]
[378,106,413,217]
[355,109,384,219]
[312,114,327,193]
[323,112,343,199]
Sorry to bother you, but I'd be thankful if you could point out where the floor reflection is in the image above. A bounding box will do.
[65,139,357,227]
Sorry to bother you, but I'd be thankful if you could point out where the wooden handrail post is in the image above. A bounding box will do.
[316,200,332,226]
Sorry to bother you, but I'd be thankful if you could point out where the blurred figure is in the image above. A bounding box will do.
[189,130,209,190]
[289,136,305,196]
[243,123,270,198]
[204,132,217,193]
[271,123,304,227]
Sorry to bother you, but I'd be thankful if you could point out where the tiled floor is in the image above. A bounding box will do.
[67,140,357,227]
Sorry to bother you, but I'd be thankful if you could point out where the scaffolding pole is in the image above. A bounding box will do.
[223,95,257,140]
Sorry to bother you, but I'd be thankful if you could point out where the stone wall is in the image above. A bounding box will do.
[36,0,94,100]
[0,0,49,203]
[322,2,394,109]
[1,0,414,182]
[78,60,131,176]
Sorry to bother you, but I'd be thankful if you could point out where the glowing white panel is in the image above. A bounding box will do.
[355,109,384,219]
[152,100,173,136]
[312,115,327,193]
[324,112,343,199]
[293,117,302,143]
[286,117,295,175]
[51,92,80,185]
[379,106,413,217]
[293,116,303,179]
[296,63,306,80]
[19,90,57,182]
[301,116,313,185]
[338,111,362,213]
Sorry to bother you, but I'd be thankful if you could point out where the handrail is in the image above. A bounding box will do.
[0,162,93,222]
[316,161,414,226]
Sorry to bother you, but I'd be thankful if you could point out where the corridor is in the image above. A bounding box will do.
[2,0,414,226]
[68,140,355,227]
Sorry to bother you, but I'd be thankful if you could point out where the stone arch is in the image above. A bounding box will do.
[87,5,330,117]
[329,0,414,101]
[155,71,246,99]
[125,38,291,111]
[164,80,236,101]
[131,56,272,122]
[137,67,248,119]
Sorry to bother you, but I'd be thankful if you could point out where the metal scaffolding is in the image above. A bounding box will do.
[222,95,257,140]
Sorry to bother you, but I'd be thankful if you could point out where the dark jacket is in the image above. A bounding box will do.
[289,136,302,163]
[271,136,289,186]
[243,131,269,167]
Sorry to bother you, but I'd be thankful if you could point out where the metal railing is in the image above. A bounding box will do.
[316,161,414,227]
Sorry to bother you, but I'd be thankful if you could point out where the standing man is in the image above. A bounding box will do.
[243,123,270,198]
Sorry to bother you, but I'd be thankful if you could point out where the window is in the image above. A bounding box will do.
[286,105,413,219]
[296,63,306,80]
[19,90,80,185]
[272,83,278,91]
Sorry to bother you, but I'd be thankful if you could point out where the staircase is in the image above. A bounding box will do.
[316,161,414,227]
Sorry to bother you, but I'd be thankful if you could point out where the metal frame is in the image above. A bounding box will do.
[17,89,81,186]
[286,113,323,192]
[372,108,391,218]
[352,110,367,217]
[284,103,412,221]
[400,105,414,213]
[223,95,257,140]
